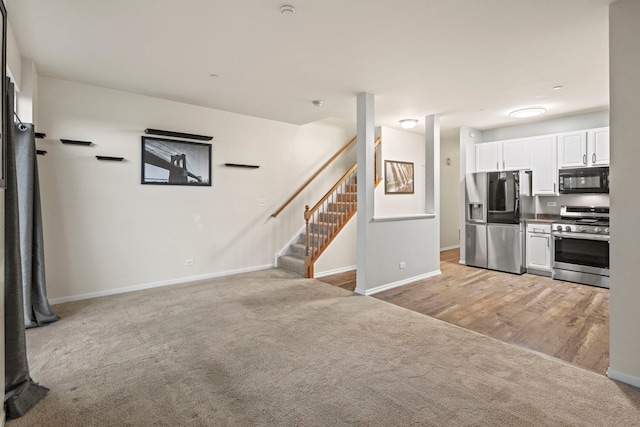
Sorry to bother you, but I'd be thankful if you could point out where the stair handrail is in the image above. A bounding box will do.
[305,137,382,218]
[271,135,357,218]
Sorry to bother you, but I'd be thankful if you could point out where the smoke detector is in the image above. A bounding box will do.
[280,5,296,14]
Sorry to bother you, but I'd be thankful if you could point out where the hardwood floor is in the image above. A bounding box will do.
[316,248,609,374]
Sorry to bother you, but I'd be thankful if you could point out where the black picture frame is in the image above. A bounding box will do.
[0,1,7,189]
[141,136,212,186]
[385,160,414,194]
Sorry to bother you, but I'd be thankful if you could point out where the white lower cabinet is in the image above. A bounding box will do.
[526,223,552,274]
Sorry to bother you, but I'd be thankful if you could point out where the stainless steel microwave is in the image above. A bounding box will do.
[559,167,609,194]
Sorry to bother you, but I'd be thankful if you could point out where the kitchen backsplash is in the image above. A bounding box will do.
[536,194,610,215]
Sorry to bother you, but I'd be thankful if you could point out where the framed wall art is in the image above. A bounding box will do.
[141,136,212,186]
[385,160,414,194]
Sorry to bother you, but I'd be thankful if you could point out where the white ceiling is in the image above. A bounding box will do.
[7,0,612,139]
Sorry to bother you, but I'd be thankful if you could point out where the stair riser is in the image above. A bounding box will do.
[298,233,325,248]
[278,256,305,275]
[288,244,306,258]
[317,212,346,223]
[309,223,337,234]
[327,203,353,213]
[335,193,357,203]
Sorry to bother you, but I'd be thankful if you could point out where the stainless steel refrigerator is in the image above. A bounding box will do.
[465,171,534,274]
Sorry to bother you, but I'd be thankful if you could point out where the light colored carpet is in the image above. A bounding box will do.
[9,268,640,426]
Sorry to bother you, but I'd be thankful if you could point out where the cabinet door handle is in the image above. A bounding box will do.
[592,153,596,164]
[503,160,505,169]
[583,154,587,165]
[547,238,550,247]
[553,183,556,193]
[496,161,499,170]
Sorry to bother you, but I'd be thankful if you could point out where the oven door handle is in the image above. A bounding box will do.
[552,232,610,242]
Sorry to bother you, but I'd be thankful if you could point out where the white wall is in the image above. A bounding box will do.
[481,110,609,142]
[608,0,640,387]
[36,77,356,301]
[375,127,425,217]
[440,134,459,249]
[314,217,356,276]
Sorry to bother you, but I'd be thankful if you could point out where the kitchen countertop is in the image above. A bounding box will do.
[525,215,560,224]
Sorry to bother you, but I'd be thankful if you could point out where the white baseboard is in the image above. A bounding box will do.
[607,368,640,388]
[355,270,442,296]
[440,245,460,251]
[314,265,357,278]
[49,264,274,305]
[459,259,465,265]
[1,409,5,427]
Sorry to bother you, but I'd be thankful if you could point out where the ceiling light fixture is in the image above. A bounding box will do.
[552,85,563,91]
[509,108,546,119]
[280,5,296,14]
[399,119,418,129]
[312,100,323,107]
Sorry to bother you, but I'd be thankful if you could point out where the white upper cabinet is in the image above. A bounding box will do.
[588,127,610,166]
[557,128,609,168]
[557,131,588,168]
[475,141,502,172]
[503,138,531,170]
[531,135,558,195]
[475,139,530,172]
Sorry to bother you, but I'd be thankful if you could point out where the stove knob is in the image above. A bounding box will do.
[604,228,609,234]
[565,226,572,232]
[593,227,601,233]
[555,225,563,232]
[579,226,586,232]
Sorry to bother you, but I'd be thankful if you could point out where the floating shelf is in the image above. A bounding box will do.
[36,150,47,156]
[144,128,213,141]
[96,156,125,161]
[35,132,47,139]
[61,139,92,146]
[224,163,260,169]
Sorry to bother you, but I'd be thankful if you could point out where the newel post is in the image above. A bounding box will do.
[304,205,313,278]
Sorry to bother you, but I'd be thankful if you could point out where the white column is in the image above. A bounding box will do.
[17,59,39,125]
[355,92,375,294]
[608,0,640,388]
[424,115,440,216]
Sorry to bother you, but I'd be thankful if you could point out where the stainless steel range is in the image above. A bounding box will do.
[552,206,609,288]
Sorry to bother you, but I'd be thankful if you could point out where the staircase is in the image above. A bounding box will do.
[278,175,357,276]
[274,136,380,278]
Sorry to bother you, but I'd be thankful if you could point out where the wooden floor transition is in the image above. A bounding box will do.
[317,248,609,374]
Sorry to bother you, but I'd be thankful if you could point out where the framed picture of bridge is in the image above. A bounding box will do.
[384,160,414,194]
[141,136,212,186]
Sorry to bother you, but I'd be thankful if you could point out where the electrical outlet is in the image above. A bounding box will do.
[185,258,194,266]
[399,261,406,269]
[257,198,266,207]
[547,201,557,207]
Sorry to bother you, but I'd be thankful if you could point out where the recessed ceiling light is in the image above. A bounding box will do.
[280,5,296,14]
[552,85,563,91]
[509,108,546,119]
[399,119,418,129]
[312,100,323,107]
[209,73,219,78]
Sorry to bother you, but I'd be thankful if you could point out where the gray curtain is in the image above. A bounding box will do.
[5,80,57,419]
